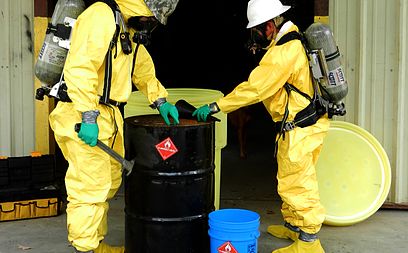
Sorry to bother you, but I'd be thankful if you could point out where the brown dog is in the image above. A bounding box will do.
[228,106,252,159]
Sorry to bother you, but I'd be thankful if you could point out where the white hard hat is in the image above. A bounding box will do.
[246,0,291,28]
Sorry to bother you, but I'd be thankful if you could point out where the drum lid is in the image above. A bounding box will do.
[317,121,391,226]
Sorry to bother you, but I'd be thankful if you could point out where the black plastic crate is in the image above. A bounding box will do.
[32,155,56,186]
[0,155,56,190]
[8,157,31,187]
[0,186,61,203]
[0,159,8,186]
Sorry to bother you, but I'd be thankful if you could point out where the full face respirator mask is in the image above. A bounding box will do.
[247,23,270,54]
[128,16,159,45]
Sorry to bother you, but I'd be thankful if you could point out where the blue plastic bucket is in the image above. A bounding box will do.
[208,209,260,253]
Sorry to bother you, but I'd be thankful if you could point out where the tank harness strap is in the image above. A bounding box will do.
[46,23,72,41]
[276,82,316,129]
[274,82,314,156]
[131,44,141,76]
[99,0,121,106]
[276,31,304,46]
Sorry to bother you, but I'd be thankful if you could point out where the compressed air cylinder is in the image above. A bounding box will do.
[35,0,85,87]
[304,23,348,105]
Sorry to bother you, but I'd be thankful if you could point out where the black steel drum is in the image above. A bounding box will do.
[124,115,215,253]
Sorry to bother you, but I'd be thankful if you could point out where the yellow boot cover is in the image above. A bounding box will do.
[94,242,125,253]
[267,225,299,241]
[272,239,325,253]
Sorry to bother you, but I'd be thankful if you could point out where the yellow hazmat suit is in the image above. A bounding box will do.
[216,21,329,235]
[49,0,168,251]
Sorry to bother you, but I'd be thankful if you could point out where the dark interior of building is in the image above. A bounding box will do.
[149,0,314,94]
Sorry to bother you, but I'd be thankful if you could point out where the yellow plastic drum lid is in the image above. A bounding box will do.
[316,121,391,226]
[124,88,227,148]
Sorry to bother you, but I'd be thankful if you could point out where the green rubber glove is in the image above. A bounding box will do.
[78,110,100,147]
[192,105,211,122]
[78,123,99,147]
[158,102,180,126]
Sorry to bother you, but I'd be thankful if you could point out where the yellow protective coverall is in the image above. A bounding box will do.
[49,0,167,252]
[217,21,329,235]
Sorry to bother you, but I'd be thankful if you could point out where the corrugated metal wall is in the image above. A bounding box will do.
[0,0,35,157]
[329,0,408,203]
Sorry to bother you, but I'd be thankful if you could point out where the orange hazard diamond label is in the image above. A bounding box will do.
[218,241,238,253]
[155,137,178,160]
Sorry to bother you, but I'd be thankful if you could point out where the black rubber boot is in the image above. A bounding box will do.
[285,222,301,233]
[299,230,318,242]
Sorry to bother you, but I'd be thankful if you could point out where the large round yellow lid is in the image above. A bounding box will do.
[316,121,391,226]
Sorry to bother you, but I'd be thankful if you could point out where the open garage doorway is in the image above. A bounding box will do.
[147,0,317,205]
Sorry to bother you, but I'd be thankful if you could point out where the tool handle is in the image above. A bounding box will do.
[95,141,134,176]
[74,123,133,176]
[74,123,81,133]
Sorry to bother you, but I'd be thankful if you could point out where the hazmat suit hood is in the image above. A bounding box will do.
[116,0,179,25]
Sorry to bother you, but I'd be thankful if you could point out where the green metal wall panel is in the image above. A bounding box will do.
[396,0,408,204]
[330,0,408,203]
[0,0,35,156]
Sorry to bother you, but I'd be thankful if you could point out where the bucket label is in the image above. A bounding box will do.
[247,243,256,253]
[218,242,238,253]
[155,137,178,160]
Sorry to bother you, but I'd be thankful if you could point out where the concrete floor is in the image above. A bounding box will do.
[1,107,407,253]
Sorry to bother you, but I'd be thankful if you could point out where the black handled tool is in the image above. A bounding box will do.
[75,123,134,176]
[175,99,221,122]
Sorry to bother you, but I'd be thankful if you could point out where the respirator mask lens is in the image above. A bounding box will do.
[128,16,159,45]
[250,25,270,47]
